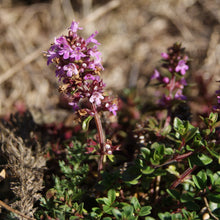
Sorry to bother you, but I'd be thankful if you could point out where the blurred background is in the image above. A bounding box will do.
[0,0,220,122]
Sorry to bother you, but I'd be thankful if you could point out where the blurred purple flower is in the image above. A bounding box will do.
[89,92,104,106]
[162,77,170,84]
[69,21,83,32]
[175,60,189,75]
[151,69,161,80]
[86,31,100,45]
[161,52,169,59]
[105,103,118,116]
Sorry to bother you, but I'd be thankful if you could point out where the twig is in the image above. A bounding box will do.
[0,200,35,220]
[203,196,219,220]
[170,165,197,189]
[0,0,121,85]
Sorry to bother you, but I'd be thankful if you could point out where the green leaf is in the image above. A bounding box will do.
[184,127,198,143]
[139,206,152,216]
[173,117,184,132]
[162,124,172,135]
[188,153,213,167]
[131,197,141,211]
[167,189,180,200]
[141,147,151,160]
[70,217,81,220]
[153,143,165,161]
[141,165,155,175]
[158,212,172,220]
[184,201,200,211]
[213,171,220,186]
[122,205,134,217]
[82,115,93,131]
[164,147,174,155]
[180,193,194,203]
[197,153,213,165]
[108,189,116,204]
[103,218,112,220]
[103,205,113,214]
[209,112,218,124]
[192,175,205,189]
[122,165,142,184]
[205,145,220,160]
[197,170,207,185]
[96,197,111,206]
[206,169,214,185]
[207,193,220,203]
[112,208,122,219]
[107,154,115,162]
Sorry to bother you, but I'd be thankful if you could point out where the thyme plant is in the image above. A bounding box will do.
[36,21,220,220]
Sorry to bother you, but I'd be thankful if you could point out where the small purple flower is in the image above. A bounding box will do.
[213,85,220,111]
[162,77,170,84]
[63,63,78,77]
[68,102,79,110]
[105,103,118,116]
[69,21,83,32]
[70,47,86,61]
[161,52,169,59]
[55,36,73,59]
[174,89,186,100]
[55,66,66,80]
[89,92,104,106]
[179,78,187,86]
[86,31,100,45]
[217,96,220,104]
[175,60,189,75]
[47,50,58,65]
[84,74,100,81]
[88,46,102,60]
[151,69,161,80]
[84,74,96,81]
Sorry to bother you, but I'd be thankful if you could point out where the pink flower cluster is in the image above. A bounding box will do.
[151,43,189,106]
[47,21,117,116]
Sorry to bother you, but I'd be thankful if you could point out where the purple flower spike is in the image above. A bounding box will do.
[47,20,118,116]
[175,60,189,75]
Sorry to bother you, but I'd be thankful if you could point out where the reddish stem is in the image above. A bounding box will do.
[92,103,106,172]
[170,165,197,189]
